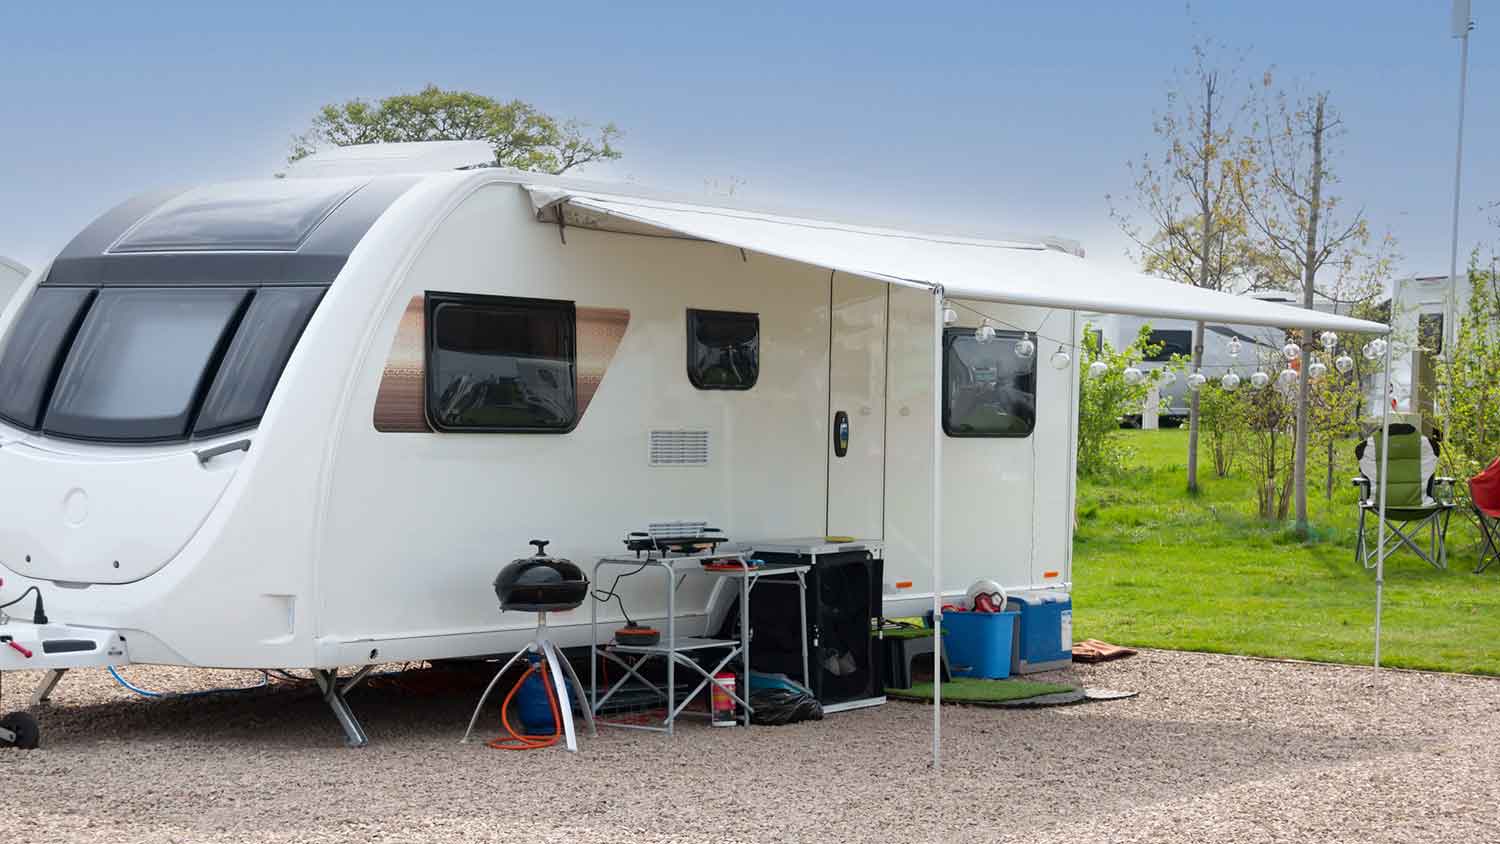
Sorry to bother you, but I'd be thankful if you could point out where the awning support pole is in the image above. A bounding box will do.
[930,287,945,769]
[1374,336,1394,667]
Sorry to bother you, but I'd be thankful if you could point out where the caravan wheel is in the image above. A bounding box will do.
[0,711,40,749]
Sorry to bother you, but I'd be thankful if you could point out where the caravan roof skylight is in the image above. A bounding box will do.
[109,179,366,253]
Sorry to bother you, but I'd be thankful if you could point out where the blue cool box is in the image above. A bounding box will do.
[941,610,1019,679]
[1006,590,1073,673]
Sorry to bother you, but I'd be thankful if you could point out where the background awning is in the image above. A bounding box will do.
[526,186,1390,336]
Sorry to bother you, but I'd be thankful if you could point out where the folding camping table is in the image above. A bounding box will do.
[588,551,811,734]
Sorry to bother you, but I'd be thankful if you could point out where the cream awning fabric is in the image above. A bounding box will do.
[527,186,1389,336]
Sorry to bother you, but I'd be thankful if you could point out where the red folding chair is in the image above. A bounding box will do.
[1471,458,1500,574]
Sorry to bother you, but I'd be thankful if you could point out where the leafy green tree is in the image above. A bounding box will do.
[1076,325,1166,477]
[289,85,622,173]
[1108,40,1264,494]
[1434,263,1500,496]
[1196,376,1248,478]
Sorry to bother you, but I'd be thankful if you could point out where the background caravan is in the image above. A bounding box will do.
[0,256,27,309]
[0,160,1080,743]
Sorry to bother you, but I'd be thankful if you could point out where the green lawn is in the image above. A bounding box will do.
[1071,429,1500,675]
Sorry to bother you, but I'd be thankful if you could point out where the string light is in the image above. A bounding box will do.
[1250,371,1271,390]
[1335,354,1354,373]
[1277,368,1298,387]
[1227,336,1242,359]
[1087,361,1108,379]
[943,307,958,325]
[1013,332,1035,359]
[1159,370,1178,386]
[1049,349,1071,370]
[1187,372,1207,391]
[1309,361,1327,380]
[975,321,997,343]
[1220,372,1241,391]
[1122,366,1144,386]
[1370,337,1388,358]
[1319,331,1339,352]
[1282,341,1301,361]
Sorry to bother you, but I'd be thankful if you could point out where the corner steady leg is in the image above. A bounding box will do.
[312,668,369,748]
[31,669,67,706]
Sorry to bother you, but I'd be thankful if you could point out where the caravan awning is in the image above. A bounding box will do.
[526,186,1389,336]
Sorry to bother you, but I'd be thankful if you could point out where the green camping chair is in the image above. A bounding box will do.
[1352,419,1455,570]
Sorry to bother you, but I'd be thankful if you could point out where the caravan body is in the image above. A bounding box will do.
[0,165,1079,679]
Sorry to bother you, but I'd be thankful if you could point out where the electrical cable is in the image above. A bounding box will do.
[107,666,270,698]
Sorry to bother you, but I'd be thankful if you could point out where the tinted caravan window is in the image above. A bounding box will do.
[426,293,577,432]
[194,287,325,436]
[1145,329,1192,362]
[44,288,251,441]
[943,327,1036,438]
[0,287,96,430]
[687,309,759,390]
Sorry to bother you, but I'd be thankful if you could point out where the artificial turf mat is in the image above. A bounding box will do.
[886,677,1075,704]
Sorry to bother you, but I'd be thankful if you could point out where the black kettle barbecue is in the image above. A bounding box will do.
[494,540,589,612]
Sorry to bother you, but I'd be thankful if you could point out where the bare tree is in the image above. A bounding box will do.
[1237,87,1377,536]
[1109,41,1262,493]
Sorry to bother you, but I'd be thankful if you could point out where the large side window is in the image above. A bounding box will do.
[425,292,577,432]
[194,287,325,436]
[943,327,1036,438]
[687,309,758,390]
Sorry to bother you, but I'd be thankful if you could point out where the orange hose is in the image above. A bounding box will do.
[486,661,564,751]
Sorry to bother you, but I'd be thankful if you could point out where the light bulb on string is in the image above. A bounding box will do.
[1087,361,1108,379]
[1362,342,1376,361]
[975,321,997,344]
[1370,337,1388,358]
[1220,372,1241,392]
[1282,341,1301,361]
[1309,361,1327,380]
[1334,354,1354,373]
[1013,332,1035,359]
[1227,336,1242,359]
[1250,371,1271,390]
[942,307,957,325]
[1319,331,1339,352]
[1277,368,1298,387]
[1159,370,1177,387]
[1049,348,1071,370]
[1122,366,1144,386]
[1187,372,1207,391]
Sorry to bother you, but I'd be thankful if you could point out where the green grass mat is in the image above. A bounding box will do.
[887,677,1075,703]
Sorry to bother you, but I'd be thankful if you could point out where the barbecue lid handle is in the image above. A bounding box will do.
[529,539,549,556]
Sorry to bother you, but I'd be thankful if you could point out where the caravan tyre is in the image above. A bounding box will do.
[0,712,40,749]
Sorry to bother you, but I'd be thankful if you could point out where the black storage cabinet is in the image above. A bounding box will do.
[744,550,884,707]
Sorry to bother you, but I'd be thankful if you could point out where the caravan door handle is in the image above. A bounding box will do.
[833,411,850,458]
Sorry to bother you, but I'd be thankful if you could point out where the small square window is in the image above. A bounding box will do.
[687,309,758,390]
[943,327,1036,438]
[425,293,577,432]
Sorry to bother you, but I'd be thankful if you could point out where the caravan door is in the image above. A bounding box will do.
[826,273,887,539]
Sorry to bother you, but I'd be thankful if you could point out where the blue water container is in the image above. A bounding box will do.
[940,610,1019,679]
[1005,590,1073,673]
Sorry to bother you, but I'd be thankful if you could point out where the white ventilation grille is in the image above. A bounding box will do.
[649,429,710,467]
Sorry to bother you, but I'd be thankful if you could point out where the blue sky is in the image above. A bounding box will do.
[2,1,1494,280]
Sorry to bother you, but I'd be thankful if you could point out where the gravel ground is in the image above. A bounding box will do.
[1,650,1497,843]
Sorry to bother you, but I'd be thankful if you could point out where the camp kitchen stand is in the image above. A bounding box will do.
[588,550,812,734]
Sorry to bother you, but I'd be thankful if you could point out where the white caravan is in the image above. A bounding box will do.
[0,145,1385,745]
[0,256,27,307]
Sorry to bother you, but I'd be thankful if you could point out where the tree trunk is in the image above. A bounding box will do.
[1187,320,1205,493]
[1292,95,1327,536]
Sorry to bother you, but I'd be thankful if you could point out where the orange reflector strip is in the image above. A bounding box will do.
[1043,570,1059,579]
[895,581,913,589]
